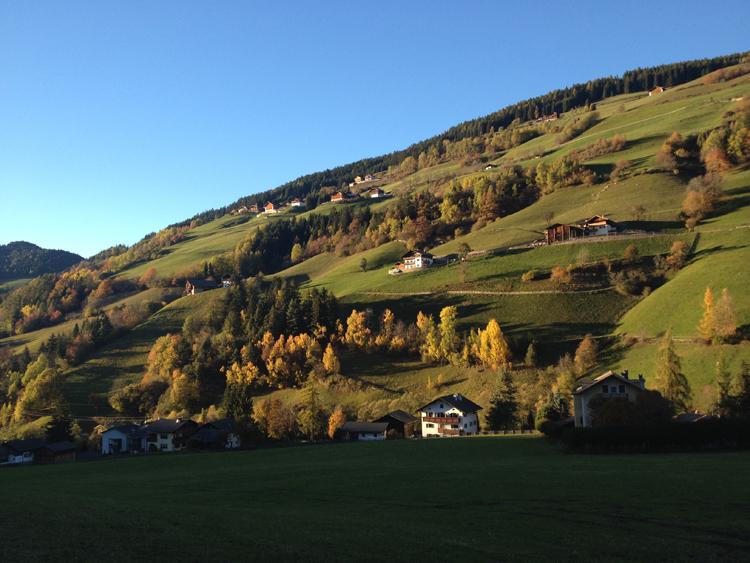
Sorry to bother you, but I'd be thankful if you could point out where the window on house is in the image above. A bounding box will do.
[619,385,625,393]
[602,385,609,393]
[160,433,168,440]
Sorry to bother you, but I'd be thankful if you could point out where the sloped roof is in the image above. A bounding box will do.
[402,250,434,259]
[103,423,145,437]
[341,422,389,434]
[374,410,418,424]
[573,370,645,395]
[142,418,197,433]
[417,394,483,414]
[3,439,46,453]
[39,441,77,454]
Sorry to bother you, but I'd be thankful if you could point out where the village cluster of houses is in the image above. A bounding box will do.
[542,215,618,245]
[0,418,241,466]
[348,174,378,188]
[2,371,717,467]
[233,198,306,216]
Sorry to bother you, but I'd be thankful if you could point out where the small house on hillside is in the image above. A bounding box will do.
[364,174,376,182]
[101,424,146,455]
[581,215,618,236]
[649,86,665,96]
[189,419,241,449]
[369,187,385,199]
[264,202,278,214]
[249,203,260,213]
[35,441,77,464]
[290,198,304,208]
[374,410,419,438]
[401,250,434,270]
[417,394,482,437]
[185,278,219,295]
[142,418,198,452]
[222,274,233,288]
[3,439,45,464]
[573,370,646,428]
[339,422,388,441]
[331,191,346,203]
[354,176,363,184]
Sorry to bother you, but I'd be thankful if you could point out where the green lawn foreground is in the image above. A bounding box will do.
[1,437,749,562]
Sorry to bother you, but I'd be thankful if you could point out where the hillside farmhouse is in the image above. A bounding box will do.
[331,191,358,203]
[544,215,618,244]
[374,410,419,438]
[573,370,646,427]
[249,203,260,213]
[369,187,386,198]
[649,86,665,96]
[401,250,434,270]
[222,274,233,288]
[185,278,219,295]
[264,201,278,214]
[417,394,482,437]
[142,418,199,452]
[290,198,304,208]
[339,421,388,441]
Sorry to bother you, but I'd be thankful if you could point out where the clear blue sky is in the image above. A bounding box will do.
[1,1,747,257]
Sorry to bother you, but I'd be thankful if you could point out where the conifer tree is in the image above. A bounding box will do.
[327,405,346,439]
[655,328,691,413]
[438,306,459,363]
[322,343,340,375]
[477,319,511,369]
[524,341,537,368]
[486,370,518,431]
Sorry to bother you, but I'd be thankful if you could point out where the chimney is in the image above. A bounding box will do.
[638,374,645,388]
[622,369,629,380]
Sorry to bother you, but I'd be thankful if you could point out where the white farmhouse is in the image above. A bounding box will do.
[142,418,198,452]
[401,250,434,270]
[417,394,482,437]
[573,370,646,428]
[581,215,618,236]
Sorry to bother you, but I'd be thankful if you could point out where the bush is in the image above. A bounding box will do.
[561,418,750,452]
[521,270,537,282]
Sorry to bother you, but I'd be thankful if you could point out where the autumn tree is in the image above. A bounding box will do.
[477,319,511,370]
[524,341,537,368]
[344,309,372,350]
[698,287,716,342]
[327,405,346,439]
[438,306,460,363]
[322,343,340,375]
[655,328,691,413]
[574,334,598,376]
[290,243,304,264]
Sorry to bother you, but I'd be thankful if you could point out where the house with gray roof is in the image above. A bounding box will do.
[417,394,482,437]
[573,370,646,427]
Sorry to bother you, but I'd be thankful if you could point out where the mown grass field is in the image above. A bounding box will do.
[1,437,749,562]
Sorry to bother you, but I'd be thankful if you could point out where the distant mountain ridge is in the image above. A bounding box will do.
[0,241,83,280]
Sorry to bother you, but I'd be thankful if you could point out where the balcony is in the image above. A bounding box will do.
[423,416,461,425]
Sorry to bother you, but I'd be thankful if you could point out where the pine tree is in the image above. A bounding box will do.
[713,354,732,416]
[486,370,518,431]
[698,287,716,342]
[298,380,323,441]
[524,342,537,368]
[655,329,691,413]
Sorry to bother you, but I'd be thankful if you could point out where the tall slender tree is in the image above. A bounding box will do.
[655,328,691,413]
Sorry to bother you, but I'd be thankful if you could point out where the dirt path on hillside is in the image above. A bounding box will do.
[356,286,614,298]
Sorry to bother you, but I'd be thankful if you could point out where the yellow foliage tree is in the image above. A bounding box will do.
[698,287,716,342]
[322,343,340,375]
[477,319,511,369]
[327,405,346,439]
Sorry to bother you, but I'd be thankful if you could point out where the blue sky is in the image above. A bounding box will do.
[0,1,747,257]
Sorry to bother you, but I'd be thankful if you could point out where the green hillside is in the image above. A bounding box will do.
[2,58,749,426]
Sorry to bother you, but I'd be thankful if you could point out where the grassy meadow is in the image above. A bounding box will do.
[1,437,749,562]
